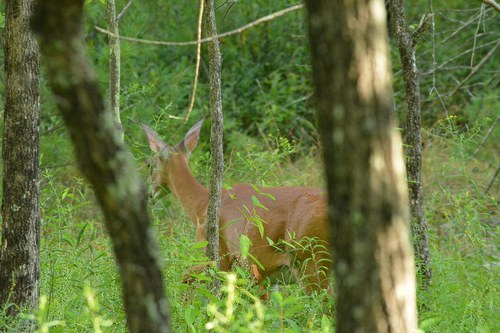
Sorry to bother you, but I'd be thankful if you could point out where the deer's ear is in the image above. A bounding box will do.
[141,123,169,153]
[183,118,204,152]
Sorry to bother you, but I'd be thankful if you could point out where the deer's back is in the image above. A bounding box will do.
[219,184,329,264]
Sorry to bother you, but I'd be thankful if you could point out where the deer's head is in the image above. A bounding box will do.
[141,119,204,200]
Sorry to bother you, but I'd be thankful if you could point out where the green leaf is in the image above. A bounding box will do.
[184,305,196,326]
[247,253,265,270]
[321,314,333,333]
[240,234,252,259]
[76,221,89,248]
[191,241,208,250]
[270,291,283,305]
[251,195,269,211]
[250,215,266,238]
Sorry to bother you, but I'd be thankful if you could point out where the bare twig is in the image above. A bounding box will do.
[116,0,132,22]
[485,166,500,194]
[412,13,433,48]
[95,4,304,47]
[482,0,500,13]
[420,10,483,57]
[184,0,205,125]
[422,39,499,77]
[450,40,500,95]
[471,4,486,66]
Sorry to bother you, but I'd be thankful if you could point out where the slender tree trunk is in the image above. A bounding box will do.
[31,1,171,332]
[0,0,41,325]
[305,0,418,332]
[106,0,124,140]
[204,0,223,284]
[391,0,432,291]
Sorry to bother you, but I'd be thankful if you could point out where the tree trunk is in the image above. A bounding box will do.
[31,1,171,332]
[391,0,432,291]
[305,0,418,332]
[106,0,124,140]
[204,0,223,284]
[0,0,41,324]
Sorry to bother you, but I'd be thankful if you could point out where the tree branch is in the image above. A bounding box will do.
[95,4,303,47]
[450,40,500,96]
[184,0,204,125]
[116,0,132,22]
[412,13,433,47]
[482,0,500,13]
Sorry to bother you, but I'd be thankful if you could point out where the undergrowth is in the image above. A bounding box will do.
[418,115,499,332]
[1,112,497,332]
[1,106,498,332]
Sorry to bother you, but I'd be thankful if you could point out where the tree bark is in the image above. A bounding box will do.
[390,0,432,291]
[31,1,171,332]
[106,0,124,140]
[0,0,41,324]
[305,0,418,332]
[204,0,223,285]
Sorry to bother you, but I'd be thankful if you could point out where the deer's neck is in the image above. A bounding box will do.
[168,157,209,225]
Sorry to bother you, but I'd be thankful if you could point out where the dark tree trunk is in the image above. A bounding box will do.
[204,0,223,281]
[31,1,171,332]
[305,0,418,332]
[391,0,432,291]
[0,0,41,324]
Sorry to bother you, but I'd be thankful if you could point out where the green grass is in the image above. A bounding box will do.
[2,115,497,332]
[2,110,499,331]
[418,115,499,333]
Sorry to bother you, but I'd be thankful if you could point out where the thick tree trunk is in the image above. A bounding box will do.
[0,0,41,323]
[204,0,223,279]
[31,1,171,332]
[305,0,418,332]
[391,0,432,291]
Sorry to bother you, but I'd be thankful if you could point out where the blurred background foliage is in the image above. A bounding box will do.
[0,0,497,174]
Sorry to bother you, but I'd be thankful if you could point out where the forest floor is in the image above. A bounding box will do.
[1,116,498,332]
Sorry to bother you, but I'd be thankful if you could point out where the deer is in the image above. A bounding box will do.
[141,119,332,294]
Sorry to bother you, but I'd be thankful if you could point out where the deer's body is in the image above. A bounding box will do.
[143,119,331,293]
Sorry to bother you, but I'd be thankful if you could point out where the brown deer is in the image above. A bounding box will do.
[142,119,331,294]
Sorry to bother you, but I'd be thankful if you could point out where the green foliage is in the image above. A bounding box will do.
[417,110,499,332]
[1,0,498,331]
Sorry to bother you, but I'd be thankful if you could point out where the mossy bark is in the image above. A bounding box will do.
[305,0,418,331]
[0,0,41,324]
[31,1,171,332]
[204,0,223,281]
[391,0,432,291]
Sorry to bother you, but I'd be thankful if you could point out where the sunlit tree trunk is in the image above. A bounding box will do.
[305,0,418,331]
[0,0,41,326]
[31,1,171,332]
